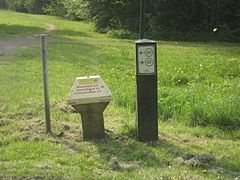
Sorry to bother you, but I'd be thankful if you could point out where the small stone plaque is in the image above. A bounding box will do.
[68,75,112,105]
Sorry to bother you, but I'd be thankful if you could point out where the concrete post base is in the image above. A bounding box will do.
[72,102,109,140]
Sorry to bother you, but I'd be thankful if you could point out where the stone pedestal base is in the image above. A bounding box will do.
[72,102,109,140]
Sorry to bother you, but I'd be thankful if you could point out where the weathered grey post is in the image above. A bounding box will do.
[41,34,51,133]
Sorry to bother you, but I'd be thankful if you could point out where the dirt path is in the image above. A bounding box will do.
[0,23,56,56]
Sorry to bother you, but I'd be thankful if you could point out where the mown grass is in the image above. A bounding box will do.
[0,10,240,179]
[0,10,46,38]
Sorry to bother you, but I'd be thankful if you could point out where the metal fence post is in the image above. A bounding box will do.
[41,34,51,133]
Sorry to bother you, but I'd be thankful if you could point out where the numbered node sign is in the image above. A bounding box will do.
[136,40,157,75]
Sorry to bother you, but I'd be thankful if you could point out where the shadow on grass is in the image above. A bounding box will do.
[53,29,94,39]
[95,138,165,166]
[50,130,188,169]
[0,24,44,37]
[50,128,239,177]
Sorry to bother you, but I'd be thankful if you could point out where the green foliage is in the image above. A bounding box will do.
[86,0,139,32]
[24,0,50,14]
[4,0,27,12]
[0,0,6,8]
[64,0,89,20]
[2,0,50,14]
[145,0,240,42]
[1,0,239,42]
[107,29,138,39]
[43,0,89,20]
[84,0,240,42]
[43,0,67,17]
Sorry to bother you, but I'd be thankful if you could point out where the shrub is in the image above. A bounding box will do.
[43,0,89,20]
[85,0,240,42]
[0,0,6,8]
[107,29,138,39]
[5,0,27,12]
[24,0,50,14]
[43,0,67,17]
[2,0,50,14]
[64,0,89,20]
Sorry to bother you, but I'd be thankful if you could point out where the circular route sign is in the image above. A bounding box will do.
[145,58,154,66]
[144,48,154,57]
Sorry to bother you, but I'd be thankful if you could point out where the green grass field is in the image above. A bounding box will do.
[0,10,240,179]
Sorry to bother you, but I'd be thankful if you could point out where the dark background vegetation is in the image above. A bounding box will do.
[0,0,239,42]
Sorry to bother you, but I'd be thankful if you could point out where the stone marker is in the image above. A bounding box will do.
[67,75,112,140]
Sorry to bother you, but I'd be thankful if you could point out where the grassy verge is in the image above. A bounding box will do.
[0,10,240,179]
[0,10,45,38]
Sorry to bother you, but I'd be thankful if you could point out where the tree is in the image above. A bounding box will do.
[2,0,239,42]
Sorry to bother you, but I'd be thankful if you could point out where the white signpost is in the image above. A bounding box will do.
[137,43,156,75]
